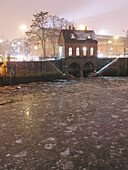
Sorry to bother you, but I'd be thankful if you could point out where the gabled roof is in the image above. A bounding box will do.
[61,29,97,42]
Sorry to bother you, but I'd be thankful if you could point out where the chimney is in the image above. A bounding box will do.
[69,25,71,30]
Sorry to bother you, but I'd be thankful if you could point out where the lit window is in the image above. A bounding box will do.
[34,45,38,50]
[108,40,112,44]
[83,47,87,56]
[76,47,80,56]
[69,47,72,56]
[90,47,94,56]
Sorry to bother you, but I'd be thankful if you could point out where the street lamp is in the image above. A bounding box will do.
[79,25,86,30]
[0,39,3,43]
[19,24,27,55]
[0,39,4,61]
[122,29,128,55]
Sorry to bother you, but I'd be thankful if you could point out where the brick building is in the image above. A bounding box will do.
[58,29,98,77]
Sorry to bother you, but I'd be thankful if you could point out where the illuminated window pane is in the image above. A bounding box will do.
[90,47,94,56]
[108,40,112,44]
[76,47,80,56]
[83,47,87,56]
[69,47,72,56]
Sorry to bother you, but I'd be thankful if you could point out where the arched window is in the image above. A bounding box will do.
[83,47,87,56]
[76,47,80,56]
[90,47,94,56]
[69,47,72,56]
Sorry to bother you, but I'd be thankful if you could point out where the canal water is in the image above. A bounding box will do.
[0,77,128,169]
[102,76,128,80]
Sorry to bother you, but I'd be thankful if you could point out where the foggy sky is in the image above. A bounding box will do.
[0,0,128,41]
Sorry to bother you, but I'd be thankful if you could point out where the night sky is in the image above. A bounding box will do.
[0,0,128,41]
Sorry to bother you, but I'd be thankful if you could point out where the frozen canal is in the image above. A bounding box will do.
[0,78,128,169]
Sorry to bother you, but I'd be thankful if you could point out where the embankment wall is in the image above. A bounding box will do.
[0,61,62,85]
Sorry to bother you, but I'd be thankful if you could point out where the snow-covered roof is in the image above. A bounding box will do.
[61,29,97,42]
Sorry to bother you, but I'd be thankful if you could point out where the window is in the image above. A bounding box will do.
[69,47,72,56]
[83,47,87,56]
[90,47,94,56]
[76,47,80,56]
[87,35,91,39]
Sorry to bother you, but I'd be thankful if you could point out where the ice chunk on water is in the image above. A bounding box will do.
[44,143,56,150]
[14,151,27,157]
[16,139,22,143]
[61,148,70,156]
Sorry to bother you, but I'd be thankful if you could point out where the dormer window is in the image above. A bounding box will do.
[87,35,92,39]
[71,33,75,39]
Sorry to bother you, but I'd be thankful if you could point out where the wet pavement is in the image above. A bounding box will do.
[0,77,128,169]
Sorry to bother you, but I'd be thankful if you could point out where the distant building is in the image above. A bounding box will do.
[26,28,59,58]
[10,38,30,57]
[29,33,128,59]
[14,27,128,60]
[97,35,127,57]
[29,38,59,58]
[0,38,10,61]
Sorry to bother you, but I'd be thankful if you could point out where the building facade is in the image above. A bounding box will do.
[58,29,98,77]
[29,38,59,58]
[10,38,30,58]
[28,32,128,59]
[97,35,127,57]
[8,29,128,61]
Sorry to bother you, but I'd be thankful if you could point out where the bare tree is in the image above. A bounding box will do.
[58,17,74,30]
[48,15,60,57]
[26,11,74,58]
[26,11,49,57]
[48,16,73,57]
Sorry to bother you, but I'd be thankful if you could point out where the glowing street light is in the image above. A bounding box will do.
[20,24,27,31]
[79,25,86,30]
[0,39,3,44]
[114,35,119,40]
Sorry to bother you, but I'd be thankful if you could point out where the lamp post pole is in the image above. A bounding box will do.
[0,39,4,61]
[122,29,128,56]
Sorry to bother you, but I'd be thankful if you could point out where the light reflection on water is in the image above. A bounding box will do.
[102,76,128,80]
[52,79,78,85]
[58,95,63,111]
[0,79,77,132]
[22,97,33,129]
[0,78,128,169]
[24,107,31,117]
